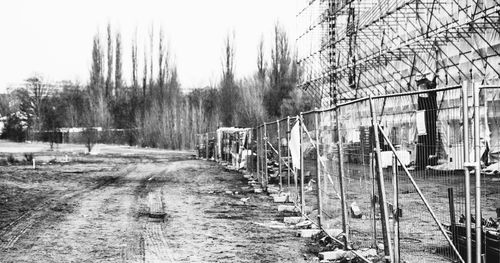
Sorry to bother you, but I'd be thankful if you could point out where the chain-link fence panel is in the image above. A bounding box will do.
[478,86,500,263]
[317,109,345,233]
[265,121,280,191]
[337,99,381,251]
[301,112,320,226]
[370,87,465,262]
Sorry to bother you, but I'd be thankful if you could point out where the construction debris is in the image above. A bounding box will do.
[278,205,298,213]
[350,202,362,218]
[273,195,290,203]
[295,220,313,229]
[266,185,280,194]
[297,229,321,238]
[284,216,303,224]
[318,249,348,261]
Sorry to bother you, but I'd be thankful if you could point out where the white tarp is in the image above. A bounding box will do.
[416,110,427,135]
[289,122,301,169]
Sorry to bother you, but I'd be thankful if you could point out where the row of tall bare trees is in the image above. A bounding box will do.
[2,21,313,149]
[83,21,312,148]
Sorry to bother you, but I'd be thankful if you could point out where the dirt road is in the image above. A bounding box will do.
[0,144,313,262]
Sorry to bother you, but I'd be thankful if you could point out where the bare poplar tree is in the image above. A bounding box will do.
[149,24,154,95]
[131,29,138,92]
[105,23,114,98]
[115,30,123,97]
[220,31,237,126]
[86,33,106,150]
[265,21,292,118]
[142,44,148,114]
[157,28,165,101]
[257,35,266,83]
[24,75,50,140]
[90,34,104,99]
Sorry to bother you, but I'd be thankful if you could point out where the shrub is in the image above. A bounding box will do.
[24,153,34,163]
[7,154,16,164]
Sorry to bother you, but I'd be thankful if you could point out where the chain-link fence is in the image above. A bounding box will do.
[197,83,500,263]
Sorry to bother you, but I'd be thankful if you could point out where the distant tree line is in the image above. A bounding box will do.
[1,21,313,149]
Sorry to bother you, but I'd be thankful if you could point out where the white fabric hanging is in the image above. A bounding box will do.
[289,122,301,169]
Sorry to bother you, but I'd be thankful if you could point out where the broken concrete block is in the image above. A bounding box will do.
[278,205,297,212]
[273,195,289,203]
[267,187,280,194]
[377,243,385,250]
[254,188,263,193]
[225,190,233,195]
[297,229,321,238]
[295,220,313,228]
[318,249,346,260]
[350,202,362,218]
[283,216,302,224]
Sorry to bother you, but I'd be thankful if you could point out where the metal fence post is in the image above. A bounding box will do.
[205,133,209,160]
[255,126,260,180]
[214,133,218,162]
[287,117,291,188]
[369,96,394,262]
[277,120,283,191]
[336,108,349,249]
[370,152,377,248]
[392,154,400,263]
[473,82,482,263]
[462,81,472,263]
[299,113,305,215]
[264,123,268,189]
[259,126,263,185]
[315,111,323,228]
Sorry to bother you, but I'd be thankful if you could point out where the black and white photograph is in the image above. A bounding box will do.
[0,0,500,262]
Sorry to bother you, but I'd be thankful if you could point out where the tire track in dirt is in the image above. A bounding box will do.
[135,160,197,263]
[137,159,313,262]
[0,164,136,251]
[143,223,175,263]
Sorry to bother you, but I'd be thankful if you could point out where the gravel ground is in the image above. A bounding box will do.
[0,142,315,262]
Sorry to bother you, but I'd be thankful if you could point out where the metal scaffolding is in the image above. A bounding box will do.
[296,0,500,107]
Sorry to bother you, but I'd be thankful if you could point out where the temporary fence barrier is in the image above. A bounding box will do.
[196,83,500,263]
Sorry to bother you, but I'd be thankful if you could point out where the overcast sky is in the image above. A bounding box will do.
[0,0,297,92]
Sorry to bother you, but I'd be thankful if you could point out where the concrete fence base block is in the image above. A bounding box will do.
[356,248,377,258]
[283,216,302,224]
[350,202,362,218]
[297,229,321,238]
[319,250,347,260]
[266,187,280,194]
[277,205,298,212]
[273,195,290,203]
